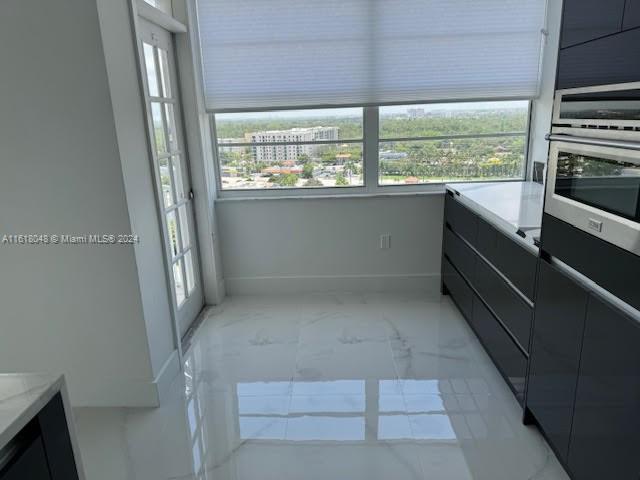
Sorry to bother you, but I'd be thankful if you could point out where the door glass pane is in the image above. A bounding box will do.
[158,48,172,99]
[143,43,160,97]
[173,260,186,305]
[165,103,179,152]
[185,250,195,294]
[172,155,185,201]
[159,158,174,207]
[166,210,180,256]
[179,205,190,249]
[151,103,167,154]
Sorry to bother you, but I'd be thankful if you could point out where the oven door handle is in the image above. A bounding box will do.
[545,133,640,151]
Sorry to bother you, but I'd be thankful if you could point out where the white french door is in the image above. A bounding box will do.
[138,18,203,337]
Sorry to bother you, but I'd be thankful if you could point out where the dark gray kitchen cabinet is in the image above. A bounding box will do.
[475,217,537,302]
[567,295,640,480]
[623,0,640,29]
[557,27,640,89]
[1,436,51,480]
[444,194,478,245]
[442,192,535,402]
[472,297,527,403]
[0,393,79,480]
[38,394,80,480]
[526,260,589,463]
[474,259,532,352]
[442,257,473,320]
[560,0,626,48]
[443,227,477,284]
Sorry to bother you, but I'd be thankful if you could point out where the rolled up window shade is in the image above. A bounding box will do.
[196,0,547,111]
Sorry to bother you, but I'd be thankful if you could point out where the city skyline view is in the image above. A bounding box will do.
[214,102,529,190]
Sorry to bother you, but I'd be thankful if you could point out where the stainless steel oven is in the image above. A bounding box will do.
[546,139,640,255]
[546,82,640,256]
[552,82,640,142]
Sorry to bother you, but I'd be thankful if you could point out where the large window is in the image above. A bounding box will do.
[212,101,530,194]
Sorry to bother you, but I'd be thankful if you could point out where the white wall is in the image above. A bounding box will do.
[0,0,168,407]
[528,0,563,171]
[217,194,444,294]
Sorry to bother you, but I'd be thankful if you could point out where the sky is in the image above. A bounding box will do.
[216,101,529,121]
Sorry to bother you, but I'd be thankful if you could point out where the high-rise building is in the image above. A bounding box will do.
[245,126,338,162]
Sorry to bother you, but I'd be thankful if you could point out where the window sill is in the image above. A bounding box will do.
[215,190,445,202]
[214,178,525,202]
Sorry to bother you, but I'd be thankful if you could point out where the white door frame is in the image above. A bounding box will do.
[134,11,205,343]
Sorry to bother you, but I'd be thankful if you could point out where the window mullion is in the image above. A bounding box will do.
[363,106,379,194]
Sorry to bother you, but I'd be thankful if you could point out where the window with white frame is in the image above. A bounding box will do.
[212,101,530,191]
[197,0,546,195]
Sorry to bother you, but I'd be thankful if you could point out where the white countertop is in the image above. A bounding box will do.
[0,373,64,450]
[445,181,545,253]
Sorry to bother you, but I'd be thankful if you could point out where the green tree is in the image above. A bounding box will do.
[298,153,311,164]
[335,172,348,186]
[273,173,299,187]
[302,163,314,179]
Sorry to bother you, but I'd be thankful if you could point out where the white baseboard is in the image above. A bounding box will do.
[224,273,441,295]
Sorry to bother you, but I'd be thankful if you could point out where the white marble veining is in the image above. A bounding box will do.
[0,373,64,449]
[75,293,569,480]
[446,181,544,252]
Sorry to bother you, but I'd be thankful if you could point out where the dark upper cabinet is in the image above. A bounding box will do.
[557,27,640,89]
[623,0,640,29]
[526,260,589,463]
[568,295,640,480]
[560,0,626,48]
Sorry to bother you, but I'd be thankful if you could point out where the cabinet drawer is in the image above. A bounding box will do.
[472,297,527,402]
[444,194,478,245]
[442,257,473,320]
[443,227,477,284]
[476,218,537,300]
[475,258,532,352]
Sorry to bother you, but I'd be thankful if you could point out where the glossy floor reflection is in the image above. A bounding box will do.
[74,293,569,480]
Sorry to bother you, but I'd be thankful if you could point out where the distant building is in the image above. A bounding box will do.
[245,126,339,162]
[407,108,426,119]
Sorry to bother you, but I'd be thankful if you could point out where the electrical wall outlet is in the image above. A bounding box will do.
[379,234,391,249]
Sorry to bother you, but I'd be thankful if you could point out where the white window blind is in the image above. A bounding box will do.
[196,0,547,112]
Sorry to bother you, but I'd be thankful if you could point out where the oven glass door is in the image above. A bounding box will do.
[555,149,640,222]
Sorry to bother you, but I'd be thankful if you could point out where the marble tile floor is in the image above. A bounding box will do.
[74,292,569,480]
